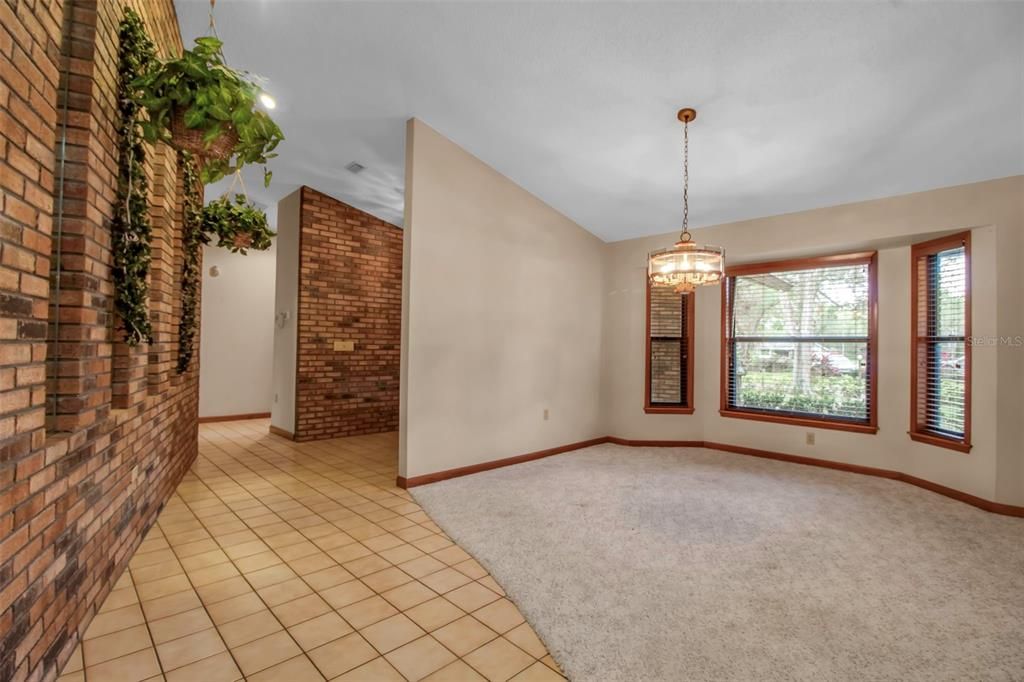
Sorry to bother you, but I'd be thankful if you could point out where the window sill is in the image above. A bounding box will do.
[644,406,695,415]
[719,409,878,434]
[910,431,971,453]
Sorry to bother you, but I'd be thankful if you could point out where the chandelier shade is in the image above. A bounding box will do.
[648,237,724,292]
[648,107,725,291]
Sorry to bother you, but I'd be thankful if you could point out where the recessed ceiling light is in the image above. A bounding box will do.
[345,162,366,174]
[259,93,276,109]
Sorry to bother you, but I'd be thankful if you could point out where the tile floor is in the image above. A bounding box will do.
[57,420,564,681]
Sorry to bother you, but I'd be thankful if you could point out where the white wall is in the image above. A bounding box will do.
[400,119,606,479]
[198,214,277,419]
[602,176,1023,505]
[270,190,301,435]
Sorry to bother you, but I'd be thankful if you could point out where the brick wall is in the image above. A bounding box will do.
[294,187,402,441]
[0,1,199,681]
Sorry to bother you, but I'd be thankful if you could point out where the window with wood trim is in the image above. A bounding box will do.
[910,232,971,452]
[645,283,695,413]
[721,252,878,433]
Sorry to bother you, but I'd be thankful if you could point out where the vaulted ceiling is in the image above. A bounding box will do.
[178,1,1023,242]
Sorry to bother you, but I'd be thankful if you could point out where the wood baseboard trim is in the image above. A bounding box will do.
[398,435,1024,517]
[606,437,705,448]
[701,441,902,480]
[268,425,295,440]
[397,437,610,488]
[198,412,271,424]
[700,440,1023,517]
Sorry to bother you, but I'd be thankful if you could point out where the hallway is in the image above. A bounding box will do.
[57,421,561,681]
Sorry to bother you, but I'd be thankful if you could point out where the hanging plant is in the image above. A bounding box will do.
[200,195,275,254]
[135,35,283,187]
[113,8,157,346]
[177,152,203,374]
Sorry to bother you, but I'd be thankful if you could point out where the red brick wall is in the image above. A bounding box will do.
[0,1,199,681]
[295,187,403,441]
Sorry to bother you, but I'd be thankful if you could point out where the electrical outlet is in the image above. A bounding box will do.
[805,432,815,445]
[543,408,549,421]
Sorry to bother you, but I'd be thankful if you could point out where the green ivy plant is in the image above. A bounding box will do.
[135,36,283,186]
[177,152,203,374]
[113,8,157,346]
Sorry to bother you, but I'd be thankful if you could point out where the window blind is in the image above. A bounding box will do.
[725,260,872,424]
[649,287,688,406]
[913,243,968,440]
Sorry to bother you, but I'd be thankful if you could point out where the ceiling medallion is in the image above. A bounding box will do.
[647,108,724,292]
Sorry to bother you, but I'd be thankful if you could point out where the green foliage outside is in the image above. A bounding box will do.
[736,372,867,418]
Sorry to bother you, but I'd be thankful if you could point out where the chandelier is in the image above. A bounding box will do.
[647,108,724,292]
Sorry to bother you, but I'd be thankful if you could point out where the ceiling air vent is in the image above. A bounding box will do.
[345,162,366,174]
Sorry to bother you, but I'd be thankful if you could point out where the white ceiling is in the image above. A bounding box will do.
[178,1,1024,242]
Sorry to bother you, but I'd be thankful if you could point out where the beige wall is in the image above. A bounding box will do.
[270,190,301,434]
[603,176,1024,505]
[401,119,1022,505]
[199,239,277,418]
[400,119,606,478]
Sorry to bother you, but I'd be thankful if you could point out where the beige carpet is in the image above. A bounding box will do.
[411,444,1024,681]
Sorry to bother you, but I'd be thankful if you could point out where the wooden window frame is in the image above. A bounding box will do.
[644,281,695,414]
[719,251,879,434]
[909,232,971,453]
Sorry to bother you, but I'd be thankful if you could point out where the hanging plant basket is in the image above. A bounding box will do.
[169,108,239,160]
[135,36,283,187]
[200,194,275,254]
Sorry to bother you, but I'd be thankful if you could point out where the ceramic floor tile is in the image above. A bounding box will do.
[154,628,226,671]
[231,630,303,677]
[420,567,473,595]
[404,597,466,632]
[384,635,458,681]
[148,608,215,645]
[84,605,147,640]
[463,638,535,682]
[423,659,488,682]
[362,566,414,593]
[511,661,566,681]
[246,655,325,682]
[55,423,560,682]
[83,649,161,682]
[217,609,283,648]
[445,582,501,613]
[288,612,354,651]
[504,623,548,659]
[307,632,378,679]
[82,625,153,666]
[359,613,426,653]
[333,656,405,681]
[337,595,400,630]
[163,651,242,682]
[321,580,375,609]
[432,615,498,657]
[472,598,526,634]
[271,593,332,627]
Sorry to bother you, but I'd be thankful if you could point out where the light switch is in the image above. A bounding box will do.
[333,340,355,352]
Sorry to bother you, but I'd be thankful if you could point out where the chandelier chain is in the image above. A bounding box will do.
[681,119,689,241]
